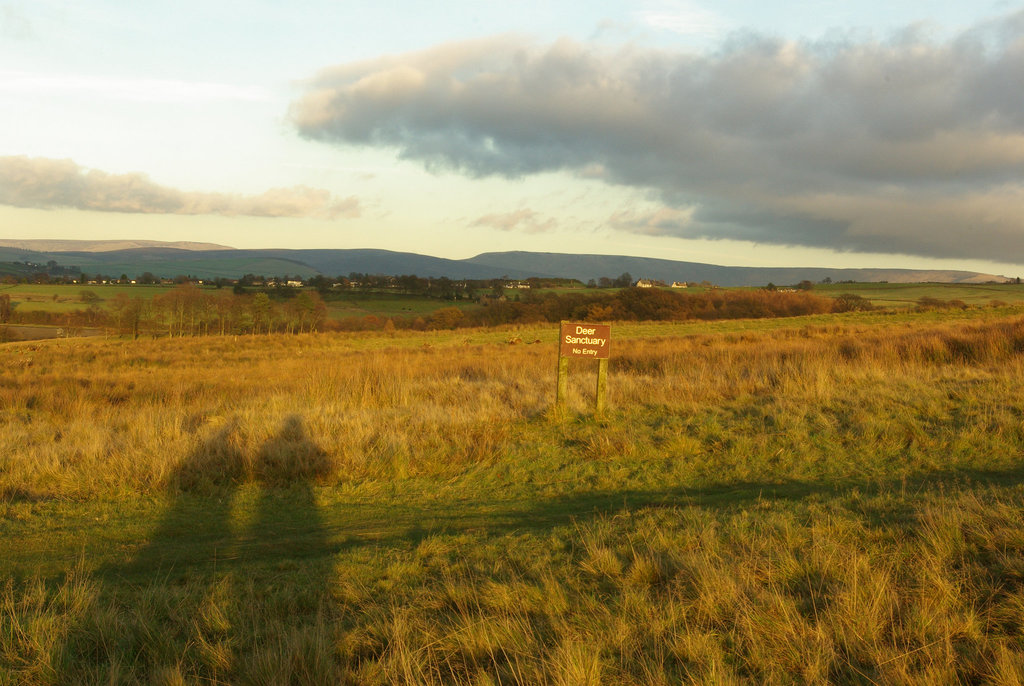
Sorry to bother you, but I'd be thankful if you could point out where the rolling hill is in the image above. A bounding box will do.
[0,239,233,252]
[0,240,1009,285]
[465,251,1009,286]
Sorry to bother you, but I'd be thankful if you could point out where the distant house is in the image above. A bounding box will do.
[287,280,304,288]
[671,281,688,288]
[635,279,656,288]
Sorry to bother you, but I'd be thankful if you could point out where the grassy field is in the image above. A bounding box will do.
[0,283,478,322]
[3,308,1024,684]
[814,281,1024,308]
[325,292,478,321]
[0,284,170,314]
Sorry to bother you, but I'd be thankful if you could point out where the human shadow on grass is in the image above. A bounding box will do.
[55,426,1024,681]
[60,415,334,683]
[255,461,1024,558]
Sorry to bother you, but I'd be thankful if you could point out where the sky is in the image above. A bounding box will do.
[1,0,1023,276]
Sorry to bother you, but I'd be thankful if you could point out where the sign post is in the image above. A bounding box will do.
[556,321,611,414]
[596,356,608,414]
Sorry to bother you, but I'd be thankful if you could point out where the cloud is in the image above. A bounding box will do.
[290,12,1024,263]
[471,208,557,234]
[609,206,695,236]
[636,0,729,37]
[0,71,270,103]
[0,156,359,219]
[1,4,33,40]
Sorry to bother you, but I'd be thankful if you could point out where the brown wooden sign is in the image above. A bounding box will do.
[556,321,611,413]
[559,322,611,359]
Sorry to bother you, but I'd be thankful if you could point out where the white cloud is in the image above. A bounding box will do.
[471,208,557,234]
[1,4,32,39]
[290,11,1024,262]
[610,206,696,236]
[0,156,359,219]
[636,0,728,36]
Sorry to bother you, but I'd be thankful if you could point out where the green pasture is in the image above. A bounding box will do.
[814,280,1024,307]
[533,281,1024,308]
[323,292,479,320]
[0,283,170,313]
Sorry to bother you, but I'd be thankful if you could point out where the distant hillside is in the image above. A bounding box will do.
[0,247,320,279]
[257,249,561,280]
[0,239,1008,285]
[0,261,34,278]
[465,252,1008,287]
[0,246,555,281]
[0,239,234,252]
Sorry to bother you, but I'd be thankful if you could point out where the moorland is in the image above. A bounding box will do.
[3,296,1024,684]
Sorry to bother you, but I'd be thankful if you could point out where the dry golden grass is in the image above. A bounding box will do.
[4,314,1024,498]
[3,311,1024,683]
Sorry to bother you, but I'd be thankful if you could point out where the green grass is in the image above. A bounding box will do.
[0,284,173,313]
[814,281,1024,307]
[6,472,1024,683]
[324,292,479,320]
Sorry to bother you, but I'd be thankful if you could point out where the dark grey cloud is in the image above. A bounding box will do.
[290,13,1024,262]
[0,156,359,219]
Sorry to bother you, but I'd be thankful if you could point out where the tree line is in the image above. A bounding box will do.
[352,287,869,332]
[4,285,328,337]
[2,282,880,339]
[454,287,842,329]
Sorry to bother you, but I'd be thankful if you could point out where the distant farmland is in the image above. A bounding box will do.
[4,281,1024,340]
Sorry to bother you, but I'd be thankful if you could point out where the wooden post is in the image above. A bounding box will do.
[556,355,569,409]
[595,357,608,415]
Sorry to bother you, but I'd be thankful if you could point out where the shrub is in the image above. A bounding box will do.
[833,293,876,312]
